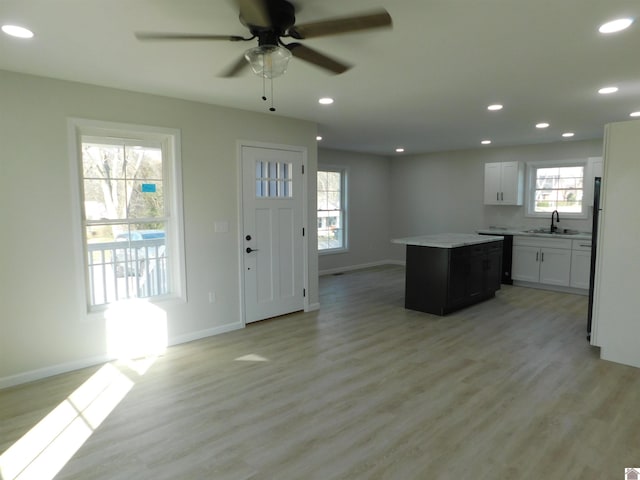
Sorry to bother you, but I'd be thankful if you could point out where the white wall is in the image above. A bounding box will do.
[0,70,318,387]
[389,139,603,260]
[318,148,393,274]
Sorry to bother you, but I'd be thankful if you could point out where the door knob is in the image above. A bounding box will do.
[246,247,259,253]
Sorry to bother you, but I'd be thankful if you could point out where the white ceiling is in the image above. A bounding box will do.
[1,0,639,155]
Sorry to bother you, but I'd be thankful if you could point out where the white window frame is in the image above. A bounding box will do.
[68,118,186,313]
[317,166,348,255]
[525,159,588,219]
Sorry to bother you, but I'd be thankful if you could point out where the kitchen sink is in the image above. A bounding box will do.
[524,228,582,235]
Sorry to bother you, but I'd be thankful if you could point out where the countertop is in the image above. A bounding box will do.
[477,227,592,240]
[392,233,504,249]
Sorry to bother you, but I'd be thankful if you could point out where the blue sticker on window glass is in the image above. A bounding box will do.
[141,183,157,193]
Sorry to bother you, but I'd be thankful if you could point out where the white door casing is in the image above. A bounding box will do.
[240,144,305,323]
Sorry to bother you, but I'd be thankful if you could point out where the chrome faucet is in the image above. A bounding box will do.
[550,210,560,233]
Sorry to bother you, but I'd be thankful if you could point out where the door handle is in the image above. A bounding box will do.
[536,251,539,262]
[246,247,259,253]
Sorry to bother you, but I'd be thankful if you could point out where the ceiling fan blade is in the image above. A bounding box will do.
[135,32,246,42]
[285,43,351,74]
[234,0,271,27]
[288,9,392,39]
[219,55,250,77]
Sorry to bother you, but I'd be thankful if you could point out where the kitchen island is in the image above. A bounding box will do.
[393,234,504,315]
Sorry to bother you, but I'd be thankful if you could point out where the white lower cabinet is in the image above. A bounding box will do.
[512,236,572,287]
[570,239,593,289]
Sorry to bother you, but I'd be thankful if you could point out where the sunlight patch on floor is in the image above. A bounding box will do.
[235,354,269,362]
[0,364,133,480]
[0,299,168,480]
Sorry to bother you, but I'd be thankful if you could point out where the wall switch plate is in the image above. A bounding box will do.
[208,292,216,303]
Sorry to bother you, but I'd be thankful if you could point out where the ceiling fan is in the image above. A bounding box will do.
[135,0,392,79]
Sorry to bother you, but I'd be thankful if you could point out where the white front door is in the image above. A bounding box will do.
[241,144,305,323]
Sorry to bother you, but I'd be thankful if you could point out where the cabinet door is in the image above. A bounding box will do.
[448,250,469,305]
[570,249,591,289]
[485,247,503,292]
[500,161,523,205]
[539,248,571,286]
[512,245,540,282]
[467,248,485,299]
[484,163,502,205]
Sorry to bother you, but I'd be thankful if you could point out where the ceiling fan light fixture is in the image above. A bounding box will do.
[244,45,292,79]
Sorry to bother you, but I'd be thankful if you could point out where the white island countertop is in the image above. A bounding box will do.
[392,233,504,249]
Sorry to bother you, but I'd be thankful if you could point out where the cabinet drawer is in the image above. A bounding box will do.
[572,239,593,251]
[513,235,572,250]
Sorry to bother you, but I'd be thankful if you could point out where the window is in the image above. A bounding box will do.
[317,168,347,252]
[70,119,185,309]
[526,161,586,218]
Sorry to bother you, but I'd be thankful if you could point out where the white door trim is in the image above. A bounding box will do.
[237,140,309,326]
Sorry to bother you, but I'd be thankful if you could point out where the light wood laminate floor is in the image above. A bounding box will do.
[2,265,639,479]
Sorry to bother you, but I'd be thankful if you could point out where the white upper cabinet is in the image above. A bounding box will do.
[484,161,524,205]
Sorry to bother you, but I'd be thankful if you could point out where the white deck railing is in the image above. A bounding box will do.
[87,239,168,306]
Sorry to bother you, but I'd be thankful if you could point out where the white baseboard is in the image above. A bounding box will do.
[306,302,320,312]
[319,259,405,276]
[512,281,588,296]
[168,322,244,346]
[0,354,111,390]
[0,321,245,390]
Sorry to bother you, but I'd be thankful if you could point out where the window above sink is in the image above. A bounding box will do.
[525,160,587,219]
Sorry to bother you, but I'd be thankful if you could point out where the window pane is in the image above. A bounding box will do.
[83,179,127,220]
[317,171,328,190]
[82,143,125,179]
[327,191,341,210]
[327,172,341,190]
[127,180,165,218]
[317,191,328,211]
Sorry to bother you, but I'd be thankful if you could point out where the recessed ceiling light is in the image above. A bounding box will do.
[487,104,503,111]
[536,123,550,129]
[316,136,323,141]
[562,132,575,138]
[599,18,634,34]
[598,86,618,94]
[318,97,334,105]
[1,24,34,38]
[395,147,405,153]
[481,140,492,145]
[630,111,640,117]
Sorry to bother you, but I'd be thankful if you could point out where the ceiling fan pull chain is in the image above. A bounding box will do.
[269,77,276,112]
[261,53,267,101]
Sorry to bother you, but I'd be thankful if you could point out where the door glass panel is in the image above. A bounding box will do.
[255,160,293,198]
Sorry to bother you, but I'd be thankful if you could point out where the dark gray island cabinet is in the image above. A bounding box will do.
[393,234,504,316]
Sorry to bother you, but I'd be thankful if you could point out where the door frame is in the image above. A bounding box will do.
[237,140,309,326]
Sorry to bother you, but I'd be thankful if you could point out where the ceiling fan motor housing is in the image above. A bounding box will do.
[241,0,296,45]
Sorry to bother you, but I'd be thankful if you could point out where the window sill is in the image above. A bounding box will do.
[319,247,349,256]
[524,212,588,220]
